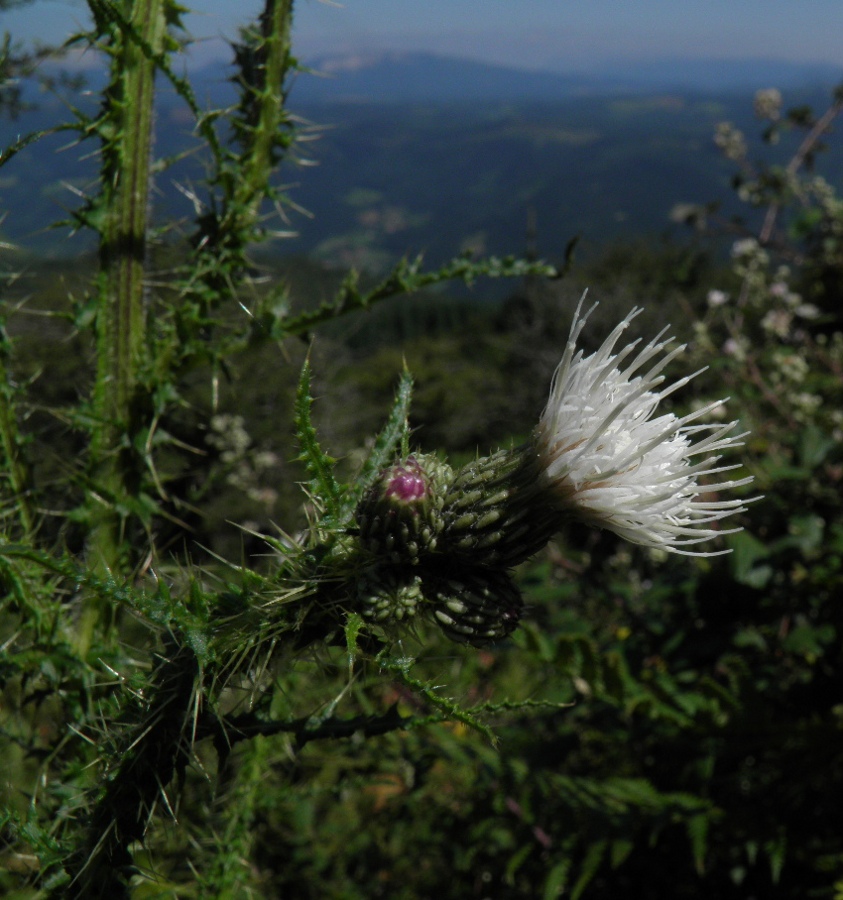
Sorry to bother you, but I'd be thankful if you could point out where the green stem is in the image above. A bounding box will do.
[230,0,296,226]
[83,0,168,652]
[189,0,296,284]
[0,322,35,537]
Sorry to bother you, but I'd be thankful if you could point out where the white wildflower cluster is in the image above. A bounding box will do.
[766,351,823,424]
[753,88,783,122]
[804,176,843,255]
[701,87,843,447]
[722,337,749,361]
[789,392,823,422]
[714,122,748,163]
[731,238,770,298]
[706,238,836,431]
[775,352,810,384]
[725,245,818,336]
[207,414,279,506]
[761,309,793,339]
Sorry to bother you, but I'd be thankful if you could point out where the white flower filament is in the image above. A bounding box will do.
[535,298,756,555]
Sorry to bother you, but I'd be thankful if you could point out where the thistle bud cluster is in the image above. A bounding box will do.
[441,448,561,567]
[350,299,756,645]
[353,451,535,646]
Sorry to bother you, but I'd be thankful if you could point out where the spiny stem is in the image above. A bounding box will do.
[83,0,170,652]
[0,322,35,537]
[229,0,296,230]
[63,644,200,900]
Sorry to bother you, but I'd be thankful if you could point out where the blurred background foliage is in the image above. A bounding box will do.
[2,2,843,898]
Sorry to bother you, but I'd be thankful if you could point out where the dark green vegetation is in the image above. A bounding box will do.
[3,3,843,898]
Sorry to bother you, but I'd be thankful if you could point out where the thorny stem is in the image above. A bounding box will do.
[60,586,371,898]
[0,323,35,536]
[82,0,169,653]
[229,0,296,232]
[63,643,200,900]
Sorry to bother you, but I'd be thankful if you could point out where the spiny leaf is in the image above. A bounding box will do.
[376,648,496,743]
[1,125,73,169]
[294,357,343,518]
[344,613,365,673]
[281,253,558,338]
[467,697,574,717]
[340,365,413,520]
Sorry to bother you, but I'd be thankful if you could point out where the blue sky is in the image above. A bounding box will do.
[4,0,842,71]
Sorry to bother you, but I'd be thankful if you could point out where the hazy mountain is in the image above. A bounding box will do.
[597,57,843,92]
[2,53,841,262]
[287,52,589,103]
[285,52,842,103]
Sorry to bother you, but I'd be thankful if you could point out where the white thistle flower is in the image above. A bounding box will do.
[534,298,756,556]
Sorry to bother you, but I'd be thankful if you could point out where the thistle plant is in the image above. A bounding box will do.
[345,298,756,643]
[0,3,797,897]
[2,4,564,891]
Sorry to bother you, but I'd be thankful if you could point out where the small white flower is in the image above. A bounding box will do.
[753,88,782,121]
[795,303,820,320]
[534,298,756,556]
[722,337,747,360]
[761,308,793,338]
[707,289,729,308]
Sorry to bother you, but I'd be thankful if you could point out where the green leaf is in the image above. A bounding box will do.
[542,859,571,900]
[570,840,607,900]
[601,649,631,702]
[340,365,413,520]
[766,829,787,884]
[609,838,634,869]
[780,621,836,660]
[785,513,825,557]
[344,613,365,672]
[798,424,836,469]
[294,357,343,518]
[728,531,773,588]
[504,843,534,886]
[687,814,710,874]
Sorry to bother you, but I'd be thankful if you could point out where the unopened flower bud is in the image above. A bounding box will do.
[356,454,451,564]
[357,565,423,624]
[424,567,524,646]
[441,448,561,567]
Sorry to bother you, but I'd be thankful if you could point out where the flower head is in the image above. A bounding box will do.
[534,298,755,555]
[356,454,451,564]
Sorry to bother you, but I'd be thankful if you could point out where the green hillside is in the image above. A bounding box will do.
[3,77,839,266]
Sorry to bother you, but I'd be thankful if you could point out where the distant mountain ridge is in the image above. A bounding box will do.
[2,52,842,259]
[283,51,842,103]
[290,52,587,103]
